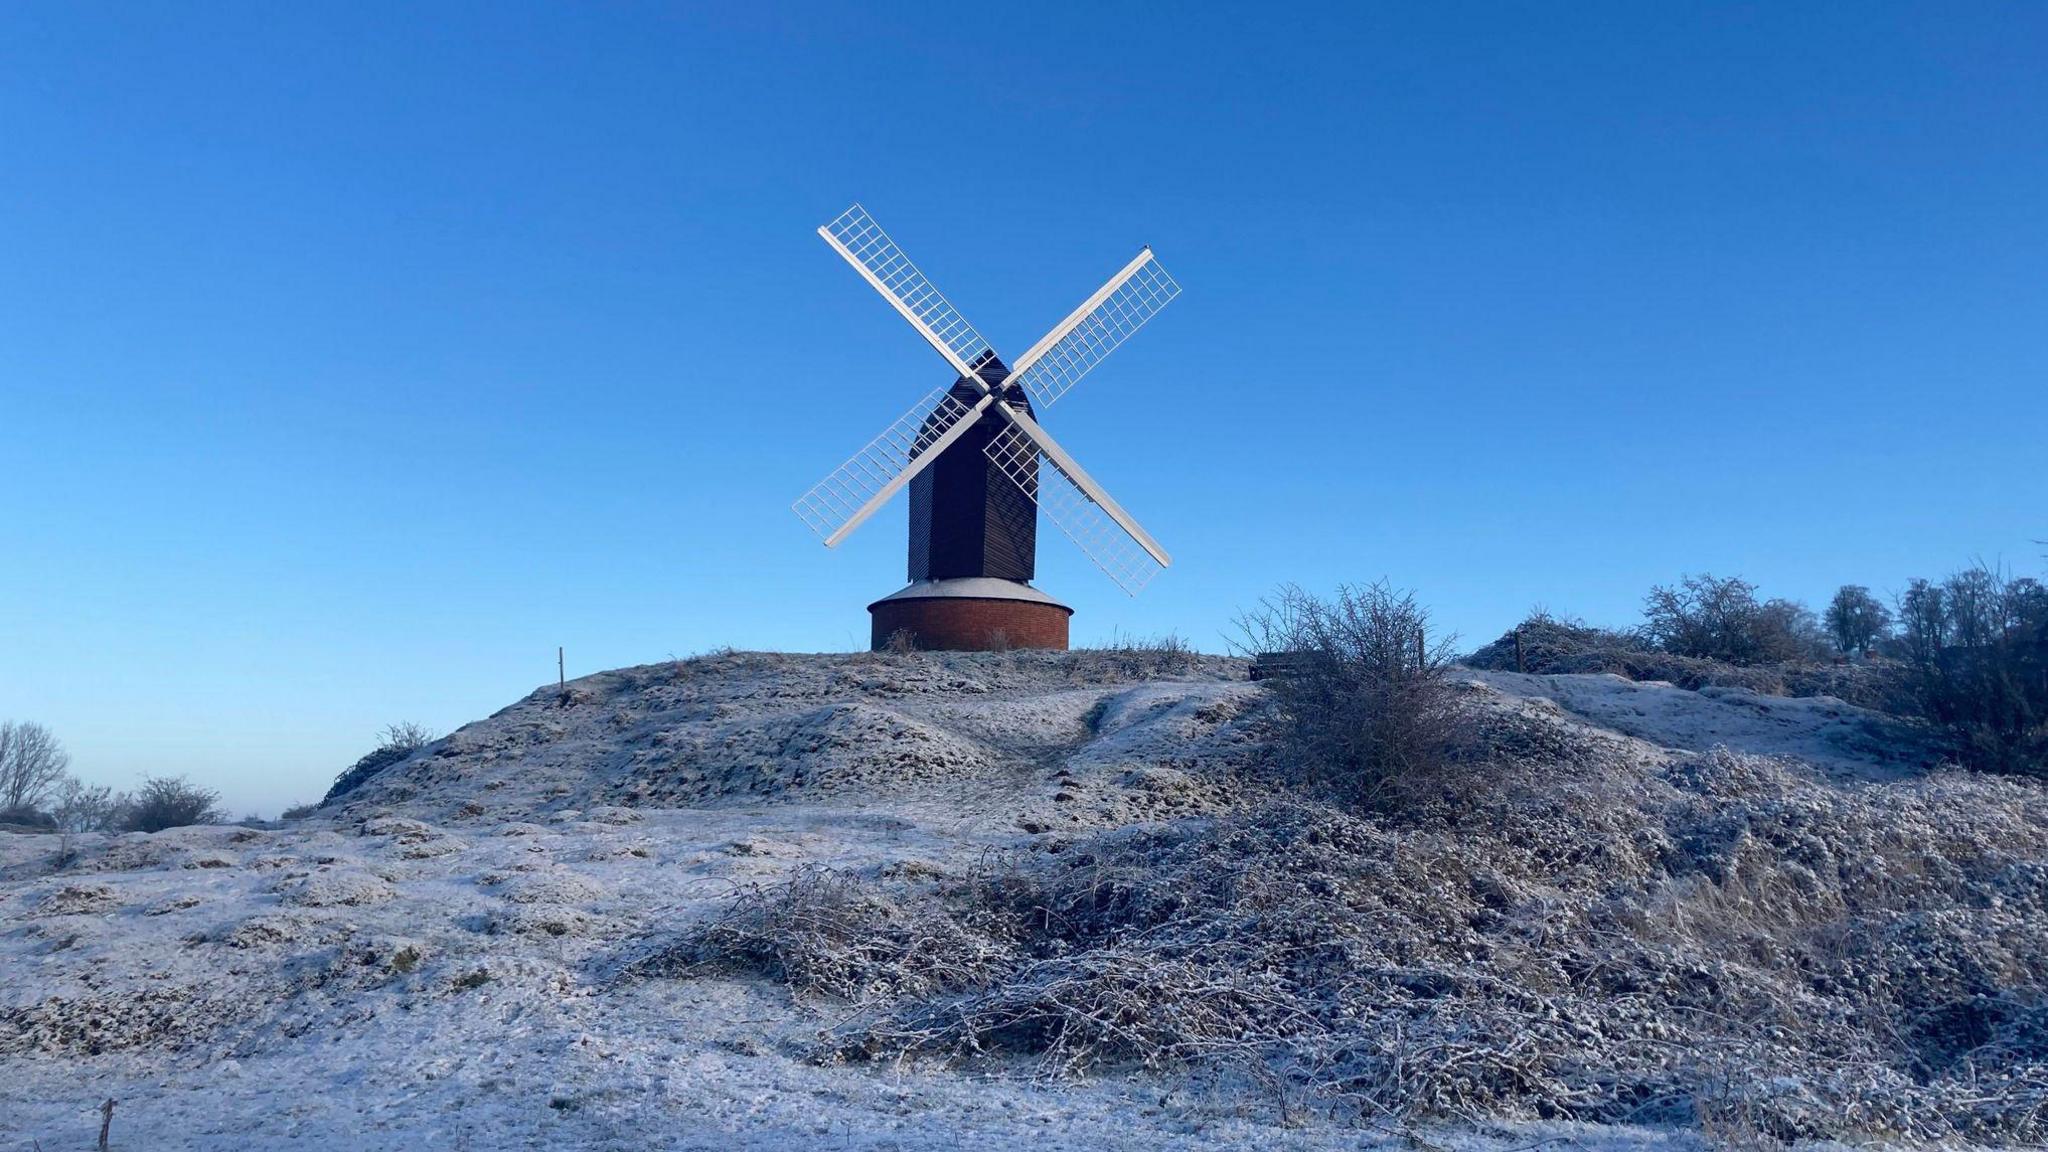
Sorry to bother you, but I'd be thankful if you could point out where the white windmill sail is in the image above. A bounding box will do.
[796,202,1179,595]
[797,205,1011,546]
[1006,248,1180,408]
[818,204,994,382]
[793,386,997,546]
[983,415,1170,596]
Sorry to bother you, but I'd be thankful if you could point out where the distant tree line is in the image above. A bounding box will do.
[0,719,225,834]
[1892,567,2048,775]
[0,717,440,843]
[1470,559,2048,779]
[0,713,444,840]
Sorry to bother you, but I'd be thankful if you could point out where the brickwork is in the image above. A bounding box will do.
[869,596,1071,651]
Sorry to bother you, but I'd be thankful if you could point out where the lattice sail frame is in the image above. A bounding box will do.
[820,205,993,374]
[1010,253,1181,409]
[800,203,1179,594]
[984,422,1165,596]
[793,387,978,541]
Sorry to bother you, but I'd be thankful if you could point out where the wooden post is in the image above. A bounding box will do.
[558,647,565,694]
[1416,626,1426,671]
[99,1098,115,1152]
[1514,628,1524,673]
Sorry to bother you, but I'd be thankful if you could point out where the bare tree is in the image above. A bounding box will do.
[1759,597,1831,661]
[52,778,131,833]
[1898,578,1948,666]
[1824,585,1893,655]
[0,720,71,816]
[1896,564,2048,776]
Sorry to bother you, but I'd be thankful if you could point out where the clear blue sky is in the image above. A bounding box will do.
[4,3,2044,815]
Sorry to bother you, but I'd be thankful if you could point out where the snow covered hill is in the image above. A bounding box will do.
[1,651,2035,1150]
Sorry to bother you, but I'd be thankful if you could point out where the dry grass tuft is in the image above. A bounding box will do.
[654,747,2048,1143]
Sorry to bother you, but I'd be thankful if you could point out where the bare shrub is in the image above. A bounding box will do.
[1464,610,1784,691]
[0,720,70,816]
[1071,630,1197,679]
[0,805,55,829]
[1234,583,1461,806]
[883,628,918,655]
[43,780,128,868]
[1642,574,1826,665]
[323,722,439,803]
[658,755,2048,1142]
[379,721,434,751]
[1896,565,2048,776]
[52,779,131,833]
[639,864,1004,1001]
[122,776,223,833]
[1464,610,1646,674]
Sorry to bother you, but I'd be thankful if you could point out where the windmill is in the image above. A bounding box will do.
[794,204,1181,651]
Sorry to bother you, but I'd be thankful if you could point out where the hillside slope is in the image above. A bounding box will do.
[2,651,2039,1150]
[329,650,1267,829]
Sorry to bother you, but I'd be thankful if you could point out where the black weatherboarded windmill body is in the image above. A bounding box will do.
[794,205,1181,651]
[910,353,1035,583]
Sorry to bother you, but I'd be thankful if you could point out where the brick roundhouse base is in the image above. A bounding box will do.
[867,578,1073,652]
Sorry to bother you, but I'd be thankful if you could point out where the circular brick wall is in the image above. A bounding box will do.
[869,595,1072,651]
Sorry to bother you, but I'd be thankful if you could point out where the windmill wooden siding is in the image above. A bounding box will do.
[908,356,1038,583]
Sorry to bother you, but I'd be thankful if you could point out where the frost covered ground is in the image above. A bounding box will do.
[1,651,2034,1150]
